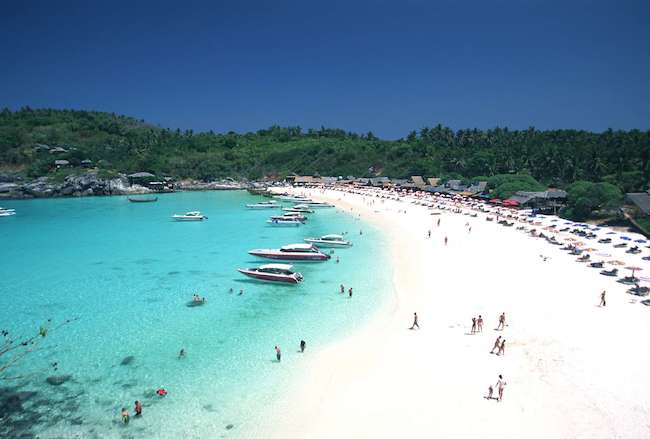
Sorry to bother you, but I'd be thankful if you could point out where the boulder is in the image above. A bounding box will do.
[46,375,72,386]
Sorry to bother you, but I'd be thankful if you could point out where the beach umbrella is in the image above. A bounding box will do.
[626,266,643,276]
[608,260,626,266]
[595,252,611,257]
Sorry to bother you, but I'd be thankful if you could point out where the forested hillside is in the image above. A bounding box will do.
[0,108,648,192]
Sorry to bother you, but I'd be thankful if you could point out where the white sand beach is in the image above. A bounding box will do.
[254,187,650,439]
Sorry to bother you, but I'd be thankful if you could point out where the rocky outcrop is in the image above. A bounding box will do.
[0,172,153,199]
[177,179,246,191]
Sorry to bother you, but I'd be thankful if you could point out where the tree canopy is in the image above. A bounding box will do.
[1,108,648,194]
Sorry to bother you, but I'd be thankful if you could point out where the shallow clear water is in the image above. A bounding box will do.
[0,191,391,438]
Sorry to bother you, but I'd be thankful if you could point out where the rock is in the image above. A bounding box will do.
[120,356,135,366]
[225,424,234,430]
[0,183,19,193]
[46,374,72,386]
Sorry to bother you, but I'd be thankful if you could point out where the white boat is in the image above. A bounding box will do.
[283,204,315,213]
[267,218,302,226]
[299,201,334,208]
[304,234,352,248]
[270,213,307,222]
[249,243,330,261]
[237,263,303,284]
[172,211,207,221]
[275,195,312,202]
[246,201,280,209]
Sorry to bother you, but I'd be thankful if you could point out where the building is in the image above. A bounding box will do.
[507,190,567,212]
[54,159,70,169]
[626,192,650,216]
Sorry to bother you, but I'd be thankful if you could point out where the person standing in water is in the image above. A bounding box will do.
[121,407,130,424]
[340,284,345,294]
[348,287,353,298]
[496,375,507,401]
[275,345,281,362]
[599,290,606,307]
[134,400,142,417]
[410,312,420,330]
[300,340,306,353]
[178,349,185,359]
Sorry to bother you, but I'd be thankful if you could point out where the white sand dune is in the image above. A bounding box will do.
[256,187,650,439]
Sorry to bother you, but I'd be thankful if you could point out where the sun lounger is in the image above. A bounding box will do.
[600,269,618,276]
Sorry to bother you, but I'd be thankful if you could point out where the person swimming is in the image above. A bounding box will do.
[178,348,186,359]
[121,407,130,424]
[156,388,168,397]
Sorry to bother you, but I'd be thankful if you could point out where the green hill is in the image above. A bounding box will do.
[1,107,648,193]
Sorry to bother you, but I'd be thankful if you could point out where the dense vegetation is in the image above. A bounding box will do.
[1,108,649,195]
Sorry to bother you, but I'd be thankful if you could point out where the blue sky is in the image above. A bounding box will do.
[1,0,649,138]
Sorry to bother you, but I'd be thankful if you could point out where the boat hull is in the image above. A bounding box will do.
[304,239,351,248]
[248,250,330,261]
[237,269,301,284]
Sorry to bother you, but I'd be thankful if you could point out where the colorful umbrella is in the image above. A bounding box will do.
[608,260,626,266]
[627,266,643,276]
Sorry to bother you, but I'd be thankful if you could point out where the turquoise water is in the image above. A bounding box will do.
[0,191,391,438]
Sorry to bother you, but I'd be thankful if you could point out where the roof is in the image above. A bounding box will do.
[294,176,315,183]
[322,234,344,239]
[627,192,650,215]
[128,172,155,178]
[54,159,70,165]
[260,263,294,270]
[410,176,426,187]
[427,177,440,186]
[281,243,313,250]
[81,159,93,164]
[446,180,464,191]
[49,147,68,154]
[515,190,567,200]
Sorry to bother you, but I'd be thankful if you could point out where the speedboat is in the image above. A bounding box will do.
[172,211,207,221]
[238,263,303,284]
[304,234,352,248]
[0,207,16,217]
[270,213,307,222]
[300,201,334,208]
[246,201,280,209]
[275,195,312,202]
[267,218,302,226]
[283,204,314,213]
[249,243,330,261]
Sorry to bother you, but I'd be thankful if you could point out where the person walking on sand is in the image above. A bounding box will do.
[275,345,281,362]
[490,336,501,354]
[477,315,483,332]
[497,339,506,356]
[485,385,494,400]
[496,375,507,401]
[437,218,441,227]
[599,290,606,307]
[471,317,477,334]
[428,230,431,238]
[410,312,420,330]
[497,312,506,330]
[444,236,448,246]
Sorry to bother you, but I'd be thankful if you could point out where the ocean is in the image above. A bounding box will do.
[0,191,392,438]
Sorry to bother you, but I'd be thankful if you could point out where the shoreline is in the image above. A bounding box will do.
[253,187,650,439]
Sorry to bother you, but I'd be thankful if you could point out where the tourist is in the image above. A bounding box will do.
[437,218,441,227]
[275,345,281,362]
[496,375,507,401]
[229,288,233,294]
[600,290,606,307]
[490,336,501,354]
[497,312,506,330]
[497,339,506,356]
[134,400,142,417]
[239,289,244,296]
[121,407,130,424]
[486,385,494,400]
[300,340,306,353]
[477,315,483,332]
[410,312,420,330]
[340,284,345,294]
[471,317,477,334]
[360,230,363,235]
[178,348,186,359]
[444,236,448,246]
[348,287,353,298]
[427,230,431,238]
[156,388,168,397]
[336,256,340,263]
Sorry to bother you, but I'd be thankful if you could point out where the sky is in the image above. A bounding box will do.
[1,0,649,139]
